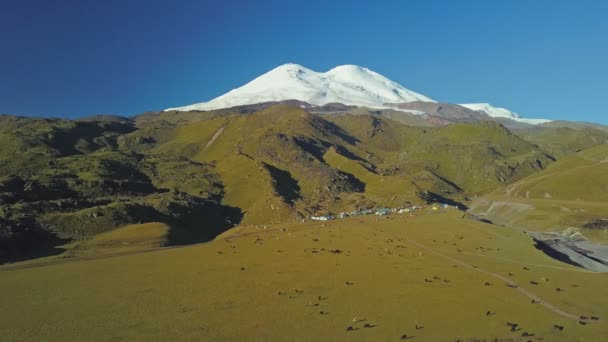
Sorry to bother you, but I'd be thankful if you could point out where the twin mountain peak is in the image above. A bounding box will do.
[166,63,550,125]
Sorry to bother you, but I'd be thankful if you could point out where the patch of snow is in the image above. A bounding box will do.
[166,63,434,112]
[460,103,552,125]
[391,108,426,115]
[515,118,554,125]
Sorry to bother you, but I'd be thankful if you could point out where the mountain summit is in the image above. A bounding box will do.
[166,63,435,111]
[165,63,551,125]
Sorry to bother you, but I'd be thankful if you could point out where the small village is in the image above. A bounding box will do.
[308,203,454,221]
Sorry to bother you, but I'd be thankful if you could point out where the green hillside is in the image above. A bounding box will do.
[516,126,608,158]
[0,106,561,263]
[469,144,608,241]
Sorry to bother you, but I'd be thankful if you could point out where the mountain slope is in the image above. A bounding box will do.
[166,63,435,111]
[0,106,561,263]
[516,126,608,158]
[469,144,608,242]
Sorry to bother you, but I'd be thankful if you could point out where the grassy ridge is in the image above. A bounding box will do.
[516,126,608,158]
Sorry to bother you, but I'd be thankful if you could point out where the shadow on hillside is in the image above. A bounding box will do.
[0,246,67,266]
[336,170,366,193]
[0,201,243,265]
[293,137,328,162]
[0,222,70,265]
[418,191,468,210]
[532,240,584,269]
[166,201,243,246]
[426,170,463,192]
[321,121,360,145]
[48,121,136,156]
[263,163,302,205]
[334,145,378,174]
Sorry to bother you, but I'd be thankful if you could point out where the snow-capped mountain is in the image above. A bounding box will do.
[166,63,435,111]
[460,103,552,125]
[166,63,552,125]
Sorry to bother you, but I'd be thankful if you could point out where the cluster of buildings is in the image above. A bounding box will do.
[308,203,452,221]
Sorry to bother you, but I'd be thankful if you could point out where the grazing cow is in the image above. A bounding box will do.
[580,315,588,320]
[486,311,495,316]
[484,282,493,286]
[555,288,564,292]
[591,316,600,321]
[363,323,376,328]
[579,320,587,325]
[523,267,531,270]
[530,281,539,285]
[424,278,433,283]
[553,324,564,331]
[415,324,423,330]
[346,326,355,331]
[531,299,541,304]
[345,281,355,286]
[506,322,520,332]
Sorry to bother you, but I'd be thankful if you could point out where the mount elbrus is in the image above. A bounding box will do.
[167,63,551,126]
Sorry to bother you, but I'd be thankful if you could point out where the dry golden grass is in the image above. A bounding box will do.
[62,222,171,258]
[1,211,606,341]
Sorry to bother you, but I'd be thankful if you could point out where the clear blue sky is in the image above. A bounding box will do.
[1,0,607,124]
